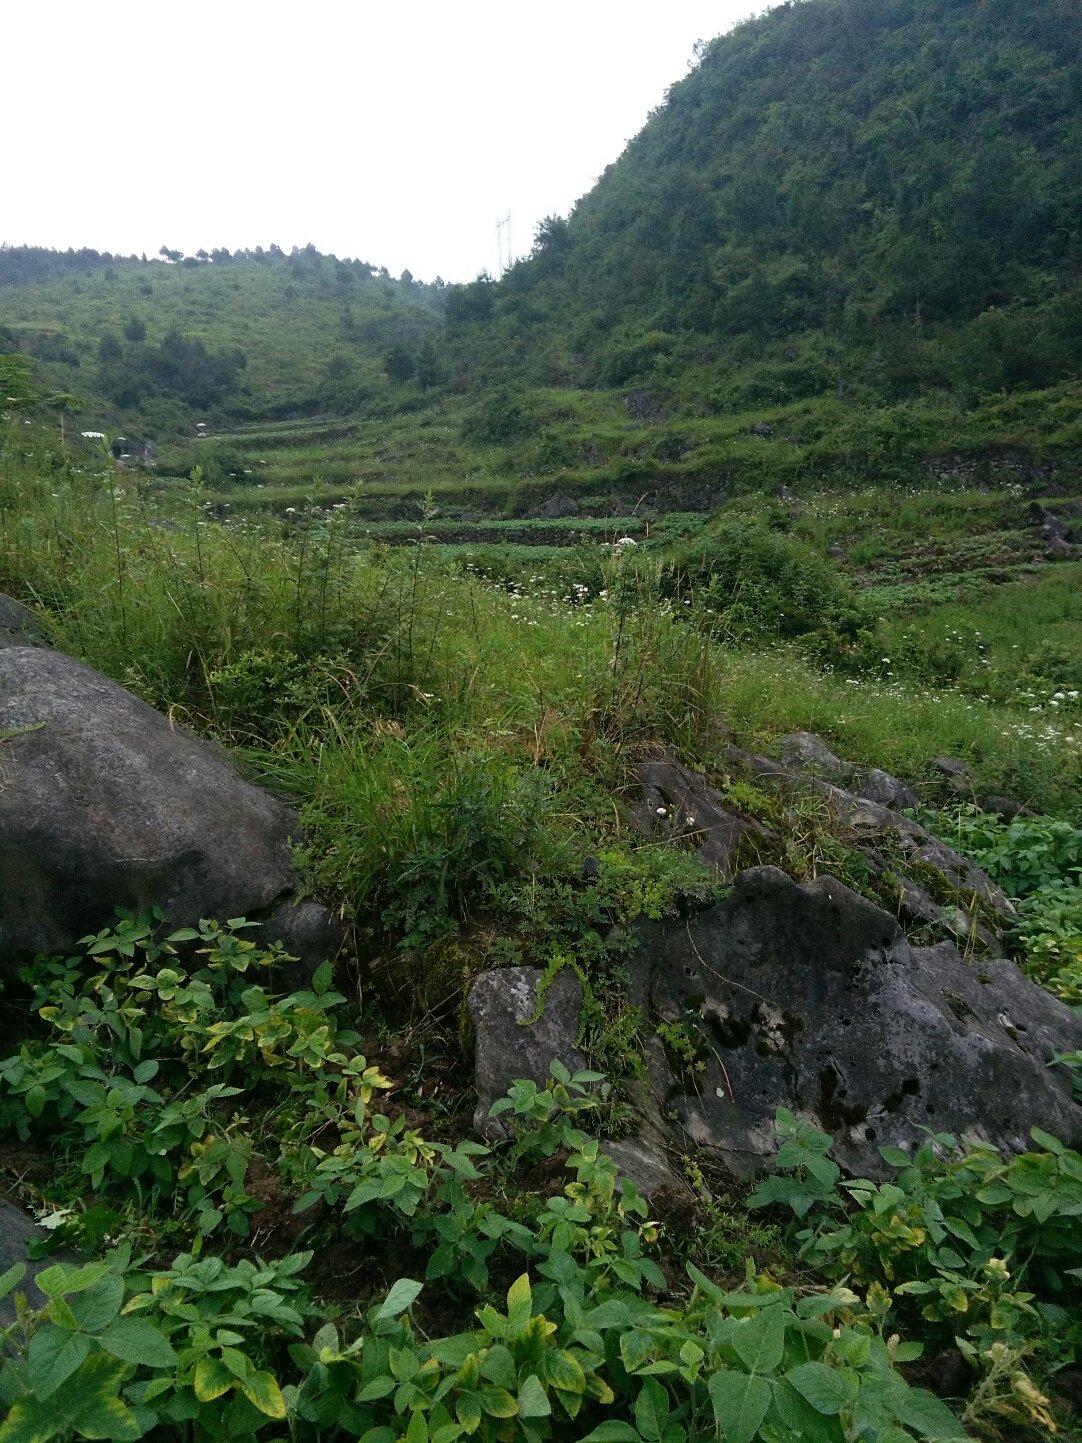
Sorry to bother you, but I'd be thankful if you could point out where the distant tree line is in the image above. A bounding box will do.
[0,244,445,294]
[97,326,247,410]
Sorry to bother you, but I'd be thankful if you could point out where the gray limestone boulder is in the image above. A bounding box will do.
[468,967,587,1138]
[0,647,340,991]
[631,754,767,877]
[724,744,1011,922]
[778,732,918,811]
[0,594,52,650]
[468,966,687,1198]
[540,492,579,520]
[630,867,1082,1178]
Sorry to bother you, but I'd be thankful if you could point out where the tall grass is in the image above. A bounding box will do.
[3,446,1078,823]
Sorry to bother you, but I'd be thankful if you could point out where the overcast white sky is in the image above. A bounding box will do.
[5,1,766,283]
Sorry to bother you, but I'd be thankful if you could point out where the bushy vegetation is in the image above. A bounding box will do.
[2,916,1079,1442]
[4,2,1082,1433]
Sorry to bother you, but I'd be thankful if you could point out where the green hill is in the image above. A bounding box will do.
[3,0,1082,521]
[0,245,443,439]
[452,0,1082,410]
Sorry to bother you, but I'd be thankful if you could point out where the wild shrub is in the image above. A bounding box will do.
[751,1109,1082,1434]
[296,732,567,946]
[926,807,1082,999]
[662,518,868,645]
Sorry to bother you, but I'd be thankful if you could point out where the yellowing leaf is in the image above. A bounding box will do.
[194,1355,234,1402]
[241,1369,287,1418]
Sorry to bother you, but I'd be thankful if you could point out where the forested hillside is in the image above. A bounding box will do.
[0,245,443,438]
[447,0,1082,410]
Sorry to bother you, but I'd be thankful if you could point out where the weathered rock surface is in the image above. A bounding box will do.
[778,731,918,811]
[540,491,579,520]
[631,867,1082,1177]
[0,647,339,989]
[600,1137,685,1199]
[0,594,51,650]
[931,755,974,789]
[723,743,1012,921]
[623,389,668,423]
[468,966,687,1196]
[1029,502,1080,547]
[631,754,768,876]
[468,967,587,1138]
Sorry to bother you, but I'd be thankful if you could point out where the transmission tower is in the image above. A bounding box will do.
[495,213,512,273]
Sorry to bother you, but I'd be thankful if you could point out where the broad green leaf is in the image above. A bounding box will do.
[34,1263,107,1299]
[878,1146,912,1168]
[45,1297,79,1330]
[517,1374,552,1419]
[506,1274,532,1332]
[620,1329,657,1373]
[634,1377,670,1443]
[785,1362,856,1416]
[27,1325,91,1399]
[545,1349,586,1394]
[480,1344,516,1388]
[579,1425,643,1443]
[69,1274,125,1333]
[941,1217,979,1249]
[52,1355,139,1442]
[241,1369,287,1418]
[221,1345,250,1379]
[358,1376,397,1401]
[0,1261,25,1299]
[377,1277,423,1319]
[1030,1127,1063,1154]
[66,1395,141,1442]
[98,1316,177,1369]
[456,1391,483,1431]
[774,1378,840,1441]
[709,1369,772,1443]
[899,1388,969,1441]
[731,1305,785,1375]
[892,1342,924,1363]
[432,1425,464,1443]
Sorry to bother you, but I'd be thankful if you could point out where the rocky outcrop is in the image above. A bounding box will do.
[468,967,587,1138]
[0,1202,67,1325]
[467,966,685,1196]
[631,744,1010,948]
[631,755,768,876]
[721,742,1012,923]
[467,871,1081,1184]
[623,390,668,423]
[0,594,51,650]
[0,647,340,995]
[630,868,1082,1177]
[540,491,579,519]
[778,732,918,811]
